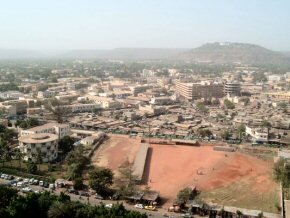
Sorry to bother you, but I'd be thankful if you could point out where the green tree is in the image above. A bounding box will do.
[176,187,193,204]
[58,136,74,156]
[73,177,83,190]
[224,99,235,109]
[236,124,246,140]
[14,148,24,171]
[196,102,209,113]
[89,167,114,195]
[220,129,232,140]
[27,163,38,174]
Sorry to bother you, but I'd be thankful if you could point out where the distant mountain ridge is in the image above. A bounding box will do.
[177,42,290,65]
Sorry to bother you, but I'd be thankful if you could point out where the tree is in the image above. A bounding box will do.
[196,102,209,113]
[48,201,72,218]
[117,159,139,197]
[224,99,235,109]
[236,124,246,140]
[58,136,74,156]
[14,148,24,171]
[176,187,193,204]
[220,129,232,140]
[73,177,83,190]
[89,167,114,195]
[45,98,72,123]
[36,148,43,171]
[197,129,213,140]
[17,118,40,129]
[27,163,38,174]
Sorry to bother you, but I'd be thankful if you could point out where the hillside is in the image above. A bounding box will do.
[177,42,290,65]
[61,48,187,60]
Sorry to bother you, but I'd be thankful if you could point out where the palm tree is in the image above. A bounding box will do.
[36,148,43,172]
[48,201,71,218]
[3,145,13,167]
[14,148,24,171]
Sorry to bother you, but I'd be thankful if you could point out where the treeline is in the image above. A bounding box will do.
[0,185,147,218]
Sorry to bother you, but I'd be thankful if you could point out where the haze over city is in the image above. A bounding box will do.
[0,0,290,50]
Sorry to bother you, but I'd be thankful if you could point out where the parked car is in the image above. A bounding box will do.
[144,206,156,211]
[105,204,113,209]
[49,183,55,190]
[22,187,32,193]
[134,204,144,209]
[95,194,104,200]
[8,180,17,186]
[29,178,34,184]
[43,182,49,188]
[39,181,44,186]
[32,179,39,185]
[80,192,90,197]
[112,193,119,200]
[17,182,24,187]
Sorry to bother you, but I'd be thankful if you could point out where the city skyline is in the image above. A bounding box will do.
[1,0,290,51]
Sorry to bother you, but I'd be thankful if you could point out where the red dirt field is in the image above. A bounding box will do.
[91,135,140,175]
[142,144,277,208]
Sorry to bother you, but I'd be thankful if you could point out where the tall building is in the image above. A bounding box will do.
[224,82,241,96]
[176,81,224,101]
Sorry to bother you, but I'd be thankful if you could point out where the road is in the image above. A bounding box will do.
[0,178,187,218]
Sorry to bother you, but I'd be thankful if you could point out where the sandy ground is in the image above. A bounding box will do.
[142,144,278,210]
[91,135,140,176]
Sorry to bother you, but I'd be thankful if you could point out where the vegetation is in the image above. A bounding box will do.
[176,187,193,204]
[236,124,246,140]
[58,136,75,156]
[195,102,209,113]
[44,98,71,123]
[0,83,19,92]
[89,167,114,196]
[0,186,147,218]
[15,118,40,129]
[220,129,232,140]
[223,99,235,109]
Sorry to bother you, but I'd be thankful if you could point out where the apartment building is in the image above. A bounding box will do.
[20,123,71,139]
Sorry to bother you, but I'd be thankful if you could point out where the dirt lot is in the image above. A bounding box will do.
[143,144,279,213]
[91,134,140,177]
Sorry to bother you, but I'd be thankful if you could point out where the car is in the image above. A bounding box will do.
[68,188,79,195]
[39,181,44,186]
[15,177,23,182]
[23,178,29,185]
[7,180,17,186]
[22,187,32,193]
[112,193,119,200]
[6,175,14,180]
[95,194,104,200]
[80,191,90,197]
[29,178,34,184]
[17,182,24,187]
[1,174,7,179]
[134,204,144,209]
[181,213,192,218]
[43,182,49,188]
[144,206,156,211]
[49,183,55,190]
[105,204,113,209]
[32,179,39,185]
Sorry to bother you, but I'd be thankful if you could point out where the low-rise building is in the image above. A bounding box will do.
[18,133,58,162]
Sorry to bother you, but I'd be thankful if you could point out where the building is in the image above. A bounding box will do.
[58,103,101,113]
[263,92,290,102]
[18,133,58,162]
[245,126,268,143]
[86,96,122,109]
[0,100,29,116]
[224,82,241,96]
[0,91,24,99]
[20,123,71,139]
[149,96,172,105]
[141,69,156,77]
[176,81,224,101]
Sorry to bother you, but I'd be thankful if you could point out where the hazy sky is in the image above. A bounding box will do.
[1,0,290,50]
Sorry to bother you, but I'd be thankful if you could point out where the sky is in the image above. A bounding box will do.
[0,0,290,51]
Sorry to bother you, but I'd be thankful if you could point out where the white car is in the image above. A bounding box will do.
[105,204,113,209]
[17,182,24,187]
[134,204,144,209]
[22,187,32,193]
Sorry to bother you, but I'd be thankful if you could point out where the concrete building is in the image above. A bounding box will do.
[176,81,224,101]
[0,100,29,116]
[224,82,241,96]
[20,123,71,139]
[245,126,268,143]
[18,133,58,162]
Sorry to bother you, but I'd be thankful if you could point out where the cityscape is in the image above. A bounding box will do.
[1,1,290,218]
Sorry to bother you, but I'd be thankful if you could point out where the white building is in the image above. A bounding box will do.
[20,123,71,139]
[245,126,268,143]
[18,133,58,162]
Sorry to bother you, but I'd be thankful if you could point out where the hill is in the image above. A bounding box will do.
[61,48,186,60]
[177,42,290,65]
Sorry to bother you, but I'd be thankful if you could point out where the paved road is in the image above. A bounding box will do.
[0,178,187,218]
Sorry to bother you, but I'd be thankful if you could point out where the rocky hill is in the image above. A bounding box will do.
[177,42,290,65]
